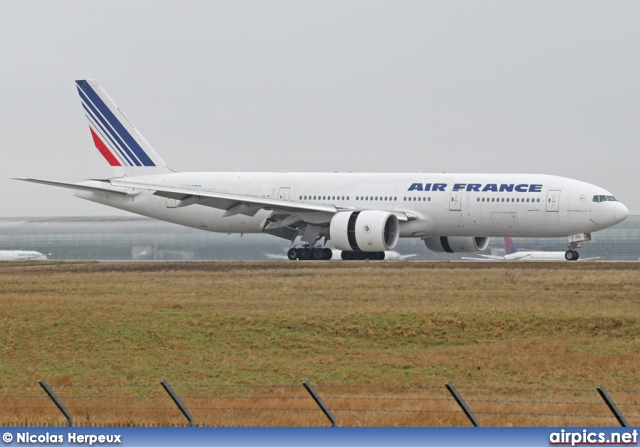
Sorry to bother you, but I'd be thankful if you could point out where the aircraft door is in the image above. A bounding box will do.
[278,187,291,200]
[449,190,462,211]
[546,190,560,212]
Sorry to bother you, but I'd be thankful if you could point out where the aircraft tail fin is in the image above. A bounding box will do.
[503,237,517,254]
[75,80,171,176]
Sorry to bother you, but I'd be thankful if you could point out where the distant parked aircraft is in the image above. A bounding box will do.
[0,250,48,261]
[464,237,599,261]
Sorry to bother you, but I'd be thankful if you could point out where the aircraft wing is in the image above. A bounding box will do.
[109,179,413,221]
[14,177,414,243]
[109,179,340,216]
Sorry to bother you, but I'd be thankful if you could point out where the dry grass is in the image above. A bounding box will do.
[0,261,639,426]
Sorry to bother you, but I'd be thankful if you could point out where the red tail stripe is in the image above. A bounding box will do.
[90,127,121,167]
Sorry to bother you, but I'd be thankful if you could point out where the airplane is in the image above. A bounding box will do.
[464,237,600,261]
[15,80,630,261]
[0,250,48,261]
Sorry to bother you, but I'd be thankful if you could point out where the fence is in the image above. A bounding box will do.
[1,381,638,427]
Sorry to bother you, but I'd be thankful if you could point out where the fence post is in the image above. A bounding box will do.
[445,381,480,427]
[597,385,628,427]
[161,379,194,427]
[38,379,73,427]
[303,381,338,427]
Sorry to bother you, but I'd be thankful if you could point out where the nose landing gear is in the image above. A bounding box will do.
[564,240,581,261]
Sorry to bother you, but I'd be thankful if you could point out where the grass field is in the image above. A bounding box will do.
[1,261,639,427]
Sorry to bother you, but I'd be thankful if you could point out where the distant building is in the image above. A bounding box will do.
[0,215,637,261]
[0,216,288,261]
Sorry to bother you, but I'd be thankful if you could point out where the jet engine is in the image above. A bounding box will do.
[330,210,400,252]
[424,236,489,253]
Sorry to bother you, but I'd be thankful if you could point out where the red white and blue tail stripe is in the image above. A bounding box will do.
[76,80,169,173]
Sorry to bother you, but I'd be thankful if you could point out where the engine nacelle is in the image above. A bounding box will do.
[330,210,400,252]
[424,236,490,253]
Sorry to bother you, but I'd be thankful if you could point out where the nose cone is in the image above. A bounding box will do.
[615,203,630,223]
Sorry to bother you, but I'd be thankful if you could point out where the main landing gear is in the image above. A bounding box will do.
[286,246,386,261]
[287,245,333,261]
[340,251,385,261]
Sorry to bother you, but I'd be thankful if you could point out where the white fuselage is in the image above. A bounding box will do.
[74,172,627,239]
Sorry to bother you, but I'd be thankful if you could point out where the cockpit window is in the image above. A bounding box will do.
[593,195,618,203]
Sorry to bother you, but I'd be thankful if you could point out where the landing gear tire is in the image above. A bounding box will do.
[312,248,325,261]
[287,248,298,260]
[565,249,579,261]
[340,251,384,260]
[322,248,333,260]
[299,248,312,260]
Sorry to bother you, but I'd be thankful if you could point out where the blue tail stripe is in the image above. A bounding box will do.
[77,81,154,166]
[82,103,133,166]
[76,81,155,167]
[78,86,140,166]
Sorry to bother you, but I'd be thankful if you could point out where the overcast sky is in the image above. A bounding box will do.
[1,1,639,216]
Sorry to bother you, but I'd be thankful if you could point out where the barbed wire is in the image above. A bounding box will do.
[2,383,639,392]
[2,382,638,427]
